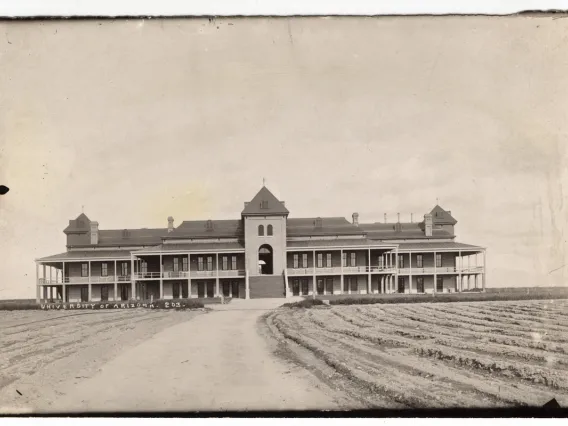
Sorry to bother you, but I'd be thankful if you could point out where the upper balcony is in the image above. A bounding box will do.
[132,269,245,280]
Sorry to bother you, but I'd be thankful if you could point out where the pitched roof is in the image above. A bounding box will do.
[241,186,289,216]
[37,250,132,262]
[396,241,483,251]
[287,217,366,237]
[286,238,393,249]
[135,241,245,253]
[430,205,457,225]
[68,228,168,248]
[63,213,91,233]
[165,219,243,239]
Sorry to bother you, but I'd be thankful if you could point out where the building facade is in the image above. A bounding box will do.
[35,186,486,303]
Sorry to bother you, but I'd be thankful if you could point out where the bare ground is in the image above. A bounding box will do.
[264,299,568,409]
[0,299,346,413]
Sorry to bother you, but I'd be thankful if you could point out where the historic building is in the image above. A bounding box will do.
[35,186,486,303]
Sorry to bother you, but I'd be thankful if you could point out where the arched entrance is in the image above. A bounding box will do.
[258,244,273,275]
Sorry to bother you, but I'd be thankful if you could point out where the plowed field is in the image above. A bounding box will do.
[264,299,568,408]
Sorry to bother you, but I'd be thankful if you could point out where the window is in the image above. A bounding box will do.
[258,225,264,236]
[101,263,108,277]
[267,224,273,236]
[343,276,349,292]
[302,253,308,268]
[81,263,88,277]
[398,255,404,269]
[350,277,358,292]
[416,254,423,268]
[207,256,213,271]
[141,261,148,274]
[350,252,356,267]
[342,252,347,267]
[416,277,424,293]
[317,253,323,268]
[378,256,384,268]
[231,256,237,270]
[260,200,268,209]
[222,256,228,271]
[173,257,179,272]
[326,253,332,268]
[198,257,204,271]
[436,253,442,268]
[293,254,299,269]
[121,262,128,276]
[398,277,405,293]
[182,257,188,272]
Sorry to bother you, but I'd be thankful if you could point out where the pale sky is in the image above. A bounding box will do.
[0,17,566,299]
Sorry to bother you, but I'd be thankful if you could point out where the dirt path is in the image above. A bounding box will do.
[36,299,343,413]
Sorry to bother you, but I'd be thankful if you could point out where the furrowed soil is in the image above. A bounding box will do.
[264,299,568,408]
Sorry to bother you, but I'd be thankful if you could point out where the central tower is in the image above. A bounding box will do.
[241,186,289,277]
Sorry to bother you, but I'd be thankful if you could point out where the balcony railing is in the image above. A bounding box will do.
[343,266,368,273]
[287,268,315,276]
[162,271,190,279]
[38,278,63,285]
[218,270,245,277]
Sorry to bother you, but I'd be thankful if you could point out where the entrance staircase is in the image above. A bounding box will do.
[249,275,286,299]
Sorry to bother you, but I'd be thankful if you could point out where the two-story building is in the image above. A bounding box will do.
[35,186,486,303]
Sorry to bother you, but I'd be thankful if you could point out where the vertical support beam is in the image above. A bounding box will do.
[312,250,316,298]
[245,252,250,299]
[409,251,413,294]
[88,261,92,301]
[114,260,118,302]
[433,251,437,294]
[159,254,164,299]
[367,248,371,294]
[458,250,462,292]
[36,262,40,303]
[482,249,487,292]
[62,261,66,286]
[380,275,384,294]
[394,246,399,294]
[43,264,46,285]
[50,266,52,285]
[215,253,220,297]
[340,249,344,294]
[131,254,136,301]
[188,253,191,298]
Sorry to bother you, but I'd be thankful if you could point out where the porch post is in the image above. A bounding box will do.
[458,250,462,292]
[36,262,40,303]
[340,249,344,294]
[409,251,413,294]
[188,253,191,298]
[367,248,371,294]
[131,254,136,300]
[312,250,316,298]
[215,253,220,297]
[113,260,118,301]
[88,261,92,301]
[482,249,487,291]
[395,247,399,294]
[159,254,164,299]
[433,251,437,294]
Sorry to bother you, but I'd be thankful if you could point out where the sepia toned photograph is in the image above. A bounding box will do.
[0,13,567,416]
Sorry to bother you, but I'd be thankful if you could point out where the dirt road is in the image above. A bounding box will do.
[1,299,344,413]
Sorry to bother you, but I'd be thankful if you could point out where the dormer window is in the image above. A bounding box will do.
[205,220,213,230]
[260,200,269,209]
[77,220,84,228]
[122,229,130,238]
[315,217,323,228]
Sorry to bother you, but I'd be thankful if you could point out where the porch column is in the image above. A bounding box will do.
[458,250,462,292]
[312,250,316,297]
[113,260,117,301]
[62,261,66,287]
[395,247,399,294]
[367,248,371,294]
[43,264,46,286]
[187,254,191,298]
[340,249,344,294]
[159,254,164,299]
[380,275,384,294]
[215,254,220,297]
[88,261,92,301]
[49,266,52,285]
[482,250,487,291]
[433,251,437,294]
[36,262,40,303]
[409,251,413,294]
[131,255,136,300]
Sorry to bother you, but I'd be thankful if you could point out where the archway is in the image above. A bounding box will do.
[258,244,273,275]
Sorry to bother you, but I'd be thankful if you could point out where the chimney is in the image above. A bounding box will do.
[384,213,387,223]
[424,214,433,237]
[90,221,99,245]
[352,212,359,226]
[167,216,174,233]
